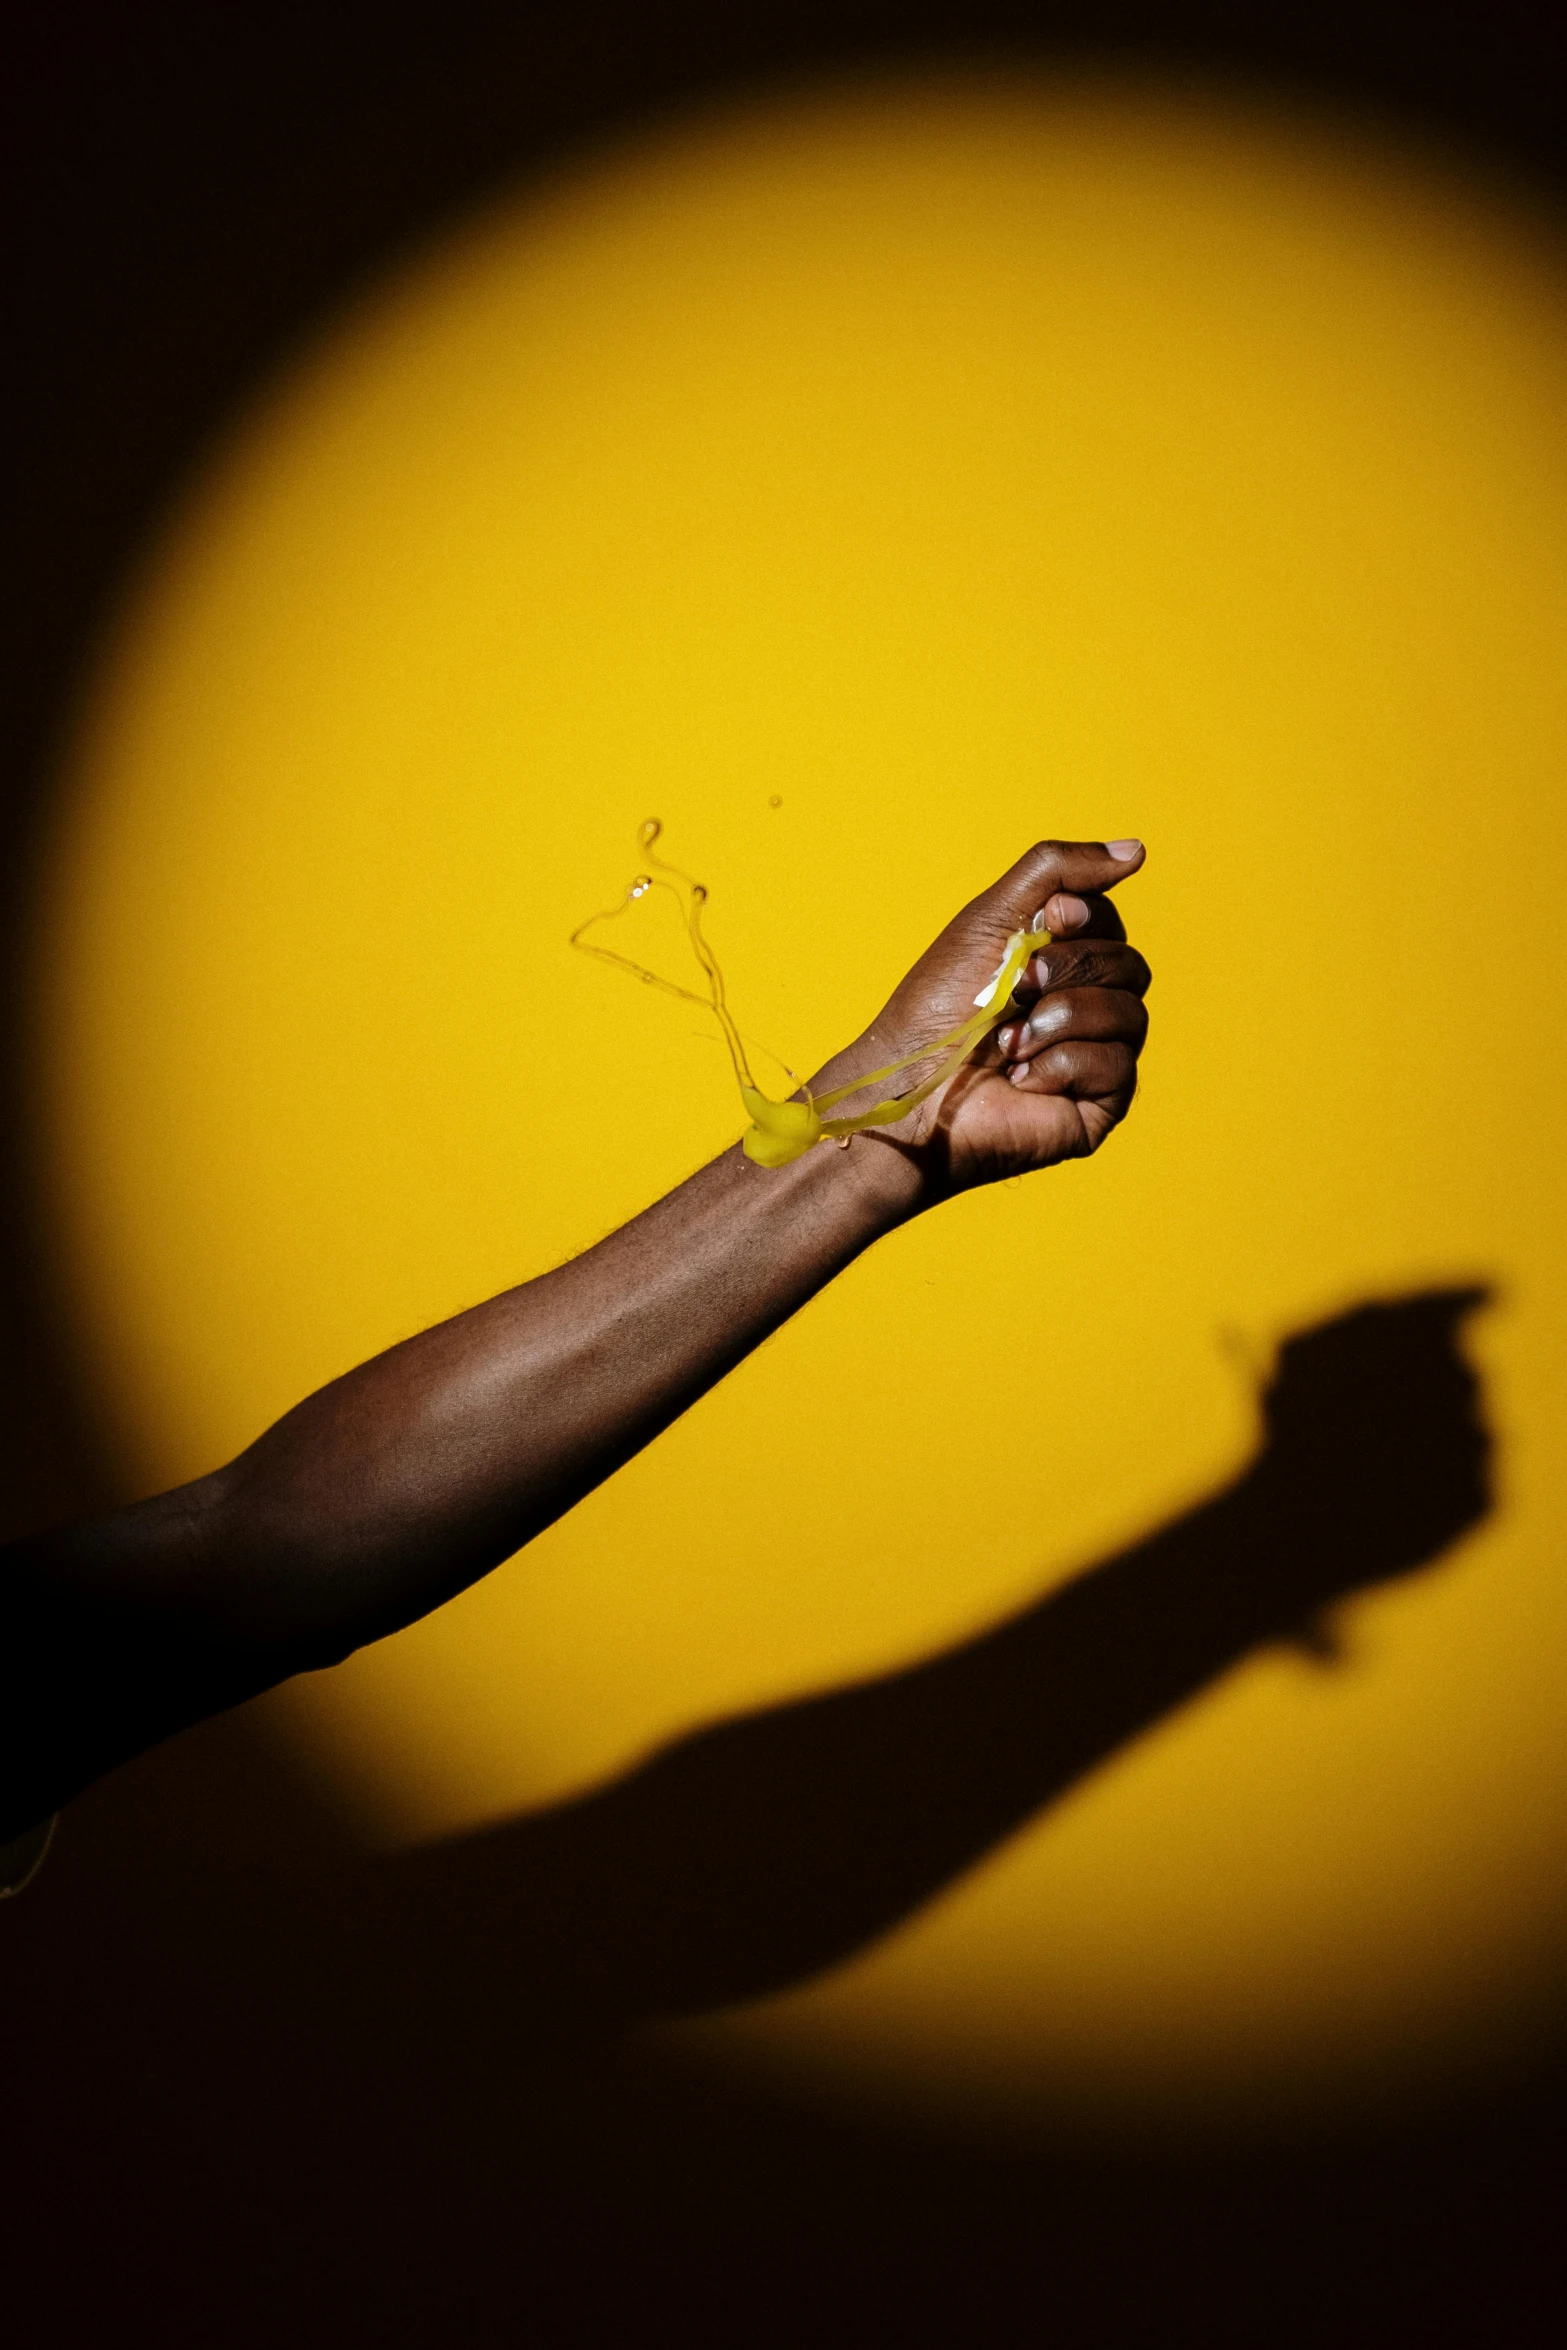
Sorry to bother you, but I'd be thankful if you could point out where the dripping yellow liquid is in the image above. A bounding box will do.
[571,821,1051,1164]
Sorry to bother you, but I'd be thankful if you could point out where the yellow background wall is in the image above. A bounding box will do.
[28,76,1567,2133]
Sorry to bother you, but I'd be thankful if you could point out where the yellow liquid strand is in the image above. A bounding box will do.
[570,821,1050,1166]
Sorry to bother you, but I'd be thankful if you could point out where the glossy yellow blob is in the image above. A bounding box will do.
[572,818,1048,1163]
[27,76,1567,2138]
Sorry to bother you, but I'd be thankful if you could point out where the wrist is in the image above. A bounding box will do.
[797,1040,944,1221]
[741,1114,927,1234]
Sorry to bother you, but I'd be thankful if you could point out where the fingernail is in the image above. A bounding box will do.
[1105,838,1142,860]
[996,1024,1018,1053]
[1008,1062,1029,1086]
[1054,894,1090,929]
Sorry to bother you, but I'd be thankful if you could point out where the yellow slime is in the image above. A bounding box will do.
[571,821,1051,1165]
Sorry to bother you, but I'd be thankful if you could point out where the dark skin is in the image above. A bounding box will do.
[0,838,1149,1839]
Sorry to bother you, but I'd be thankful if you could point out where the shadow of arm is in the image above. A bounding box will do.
[396,1287,1492,2027]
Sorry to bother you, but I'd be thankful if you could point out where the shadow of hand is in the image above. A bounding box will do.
[1232,1286,1492,1635]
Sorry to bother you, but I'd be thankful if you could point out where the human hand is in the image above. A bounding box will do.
[811,838,1149,1197]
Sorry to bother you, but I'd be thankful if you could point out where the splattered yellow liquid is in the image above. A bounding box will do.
[573,818,1049,1163]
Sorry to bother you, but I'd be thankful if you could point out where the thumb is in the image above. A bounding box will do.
[977,837,1145,934]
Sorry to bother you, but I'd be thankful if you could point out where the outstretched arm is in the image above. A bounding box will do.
[0,837,1148,1836]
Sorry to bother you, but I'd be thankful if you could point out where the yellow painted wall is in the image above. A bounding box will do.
[27,75,1567,2133]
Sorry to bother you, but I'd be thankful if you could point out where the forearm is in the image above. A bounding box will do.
[0,1134,919,1832]
[71,1130,921,1663]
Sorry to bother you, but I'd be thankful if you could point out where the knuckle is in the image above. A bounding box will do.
[1023,839,1071,885]
[1042,942,1086,986]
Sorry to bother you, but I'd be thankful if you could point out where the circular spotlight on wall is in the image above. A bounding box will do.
[28,74,1567,2135]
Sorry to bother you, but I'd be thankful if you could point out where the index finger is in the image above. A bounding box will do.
[1037,891,1128,942]
[1011,938,1153,1005]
